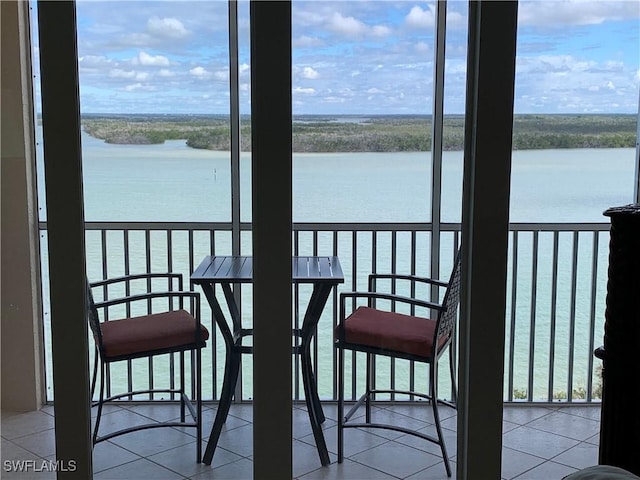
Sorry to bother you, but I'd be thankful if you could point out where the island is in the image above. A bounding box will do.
[79,114,638,152]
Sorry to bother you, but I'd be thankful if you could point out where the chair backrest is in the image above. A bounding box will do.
[86,280,104,352]
[435,248,462,343]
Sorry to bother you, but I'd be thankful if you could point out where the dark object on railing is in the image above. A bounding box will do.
[595,204,640,475]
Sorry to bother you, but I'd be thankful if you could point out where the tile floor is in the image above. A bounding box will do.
[1,402,601,479]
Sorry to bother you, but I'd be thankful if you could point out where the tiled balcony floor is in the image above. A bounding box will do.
[1,402,600,479]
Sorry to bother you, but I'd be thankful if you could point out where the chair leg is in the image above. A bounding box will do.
[365,353,373,423]
[92,361,106,446]
[337,345,345,464]
[180,351,186,423]
[90,347,99,400]
[431,361,451,477]
[196,347,202,463]
[449,345,458,405]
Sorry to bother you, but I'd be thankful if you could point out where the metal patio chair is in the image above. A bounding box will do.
[87,273,209,462]
[336,249,461,477]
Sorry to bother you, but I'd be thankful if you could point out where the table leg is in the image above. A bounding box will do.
[300,343,331,466]
[202,349,241,465]
[198,283,241,466]
[300,283,334,466]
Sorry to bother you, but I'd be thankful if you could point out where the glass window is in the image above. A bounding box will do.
[291,1,435,223]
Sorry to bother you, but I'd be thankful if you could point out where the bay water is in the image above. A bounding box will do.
[37,128,636,400]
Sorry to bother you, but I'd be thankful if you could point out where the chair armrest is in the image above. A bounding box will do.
[367,273,448,291]
[337,292,443,340]
[90,273,184,290]
[339,291,443,313]
[92,291,204,343]
[93,291,200,310]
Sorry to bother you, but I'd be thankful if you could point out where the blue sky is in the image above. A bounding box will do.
[30,0,640,115]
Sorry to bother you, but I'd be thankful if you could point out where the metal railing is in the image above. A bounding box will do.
[39,221,609,404]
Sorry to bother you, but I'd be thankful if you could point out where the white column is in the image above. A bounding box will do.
[457,1,518,478]
[1,0,45,412]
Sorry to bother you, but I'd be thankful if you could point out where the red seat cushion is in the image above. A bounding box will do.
[100,310,209,360]
[340,306,445,358]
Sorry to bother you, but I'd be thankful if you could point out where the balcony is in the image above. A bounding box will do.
[0,220,606,478]
[6,1,634,476]
[1,402,600,479]
[39,221,608,404]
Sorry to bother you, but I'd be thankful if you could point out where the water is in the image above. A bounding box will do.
[36,128,636,401]
[37,130,636,224]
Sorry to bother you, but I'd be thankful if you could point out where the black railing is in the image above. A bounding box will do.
[39,221,609,404]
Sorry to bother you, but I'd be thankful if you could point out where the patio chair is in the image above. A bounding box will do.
[87,273,209,462]
[336,249,461,477]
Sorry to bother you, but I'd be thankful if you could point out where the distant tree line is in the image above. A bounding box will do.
[82,114,638,152]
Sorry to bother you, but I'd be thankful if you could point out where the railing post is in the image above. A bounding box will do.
[430,0,447,295]
[634,92,639,203]
[228,0,243,403]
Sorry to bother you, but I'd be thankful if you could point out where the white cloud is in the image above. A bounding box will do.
[109,69,136,79]
[79,55,112,68]
[446,61,467,75]
[513,52,639,113]
[405,5,435,29]
[302,67,319,79]
[415,41,430,53]
[294,87,316,94]
[329,12,368,36]
[446,10,466,30]
[518,0,640,27]
[59,0,640,114]
[327,12,390,38]
[190,66,211,78]
[372,25,392,37]
[124,83,144,91]
[214,70,229,81]
[405,4,464,30]
[146,16,190,39]
[118,33,153,48]
[517,55,606,77]
[293,35,324,48]
[135,51,170,67]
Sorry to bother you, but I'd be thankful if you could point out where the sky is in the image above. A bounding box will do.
[30,0,640,115]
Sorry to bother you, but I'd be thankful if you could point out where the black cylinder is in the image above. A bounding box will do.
[596,203,640,475]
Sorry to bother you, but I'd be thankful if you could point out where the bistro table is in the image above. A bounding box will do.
[191,255,344,466]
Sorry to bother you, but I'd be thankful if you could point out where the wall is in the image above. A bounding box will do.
[1,0,45,412]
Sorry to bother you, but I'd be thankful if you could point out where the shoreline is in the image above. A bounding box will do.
[80,113,638,152]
